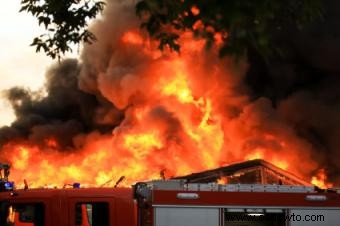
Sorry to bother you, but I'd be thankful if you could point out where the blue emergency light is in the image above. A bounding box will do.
[4,181,14,190]
[73,183,80,188]
[0,180,14,191]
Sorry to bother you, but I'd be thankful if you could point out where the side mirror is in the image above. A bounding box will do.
[0,201,9,226]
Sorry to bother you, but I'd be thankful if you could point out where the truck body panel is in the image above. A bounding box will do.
[1,180,340,226]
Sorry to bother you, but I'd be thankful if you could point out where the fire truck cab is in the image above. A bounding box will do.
[1,179,340,226]
[0,187,135,226]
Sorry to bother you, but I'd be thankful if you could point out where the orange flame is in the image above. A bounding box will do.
[122,31,144,45]
[311,169,333,189]
[217,176,228,185]
[0,29,333,188]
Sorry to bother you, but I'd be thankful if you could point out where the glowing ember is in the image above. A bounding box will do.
[191,6,200,16]
[45,138,58,148]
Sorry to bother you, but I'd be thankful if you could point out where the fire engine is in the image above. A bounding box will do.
[1,165,340,226]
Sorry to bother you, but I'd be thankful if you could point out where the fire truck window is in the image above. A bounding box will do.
[224,211,285,226]
[75,202,109,226]
[0,202,9,226]
[155,207,219,226]
[5,203,44,226]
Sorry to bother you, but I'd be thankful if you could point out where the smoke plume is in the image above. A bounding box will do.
[1,0,340,186]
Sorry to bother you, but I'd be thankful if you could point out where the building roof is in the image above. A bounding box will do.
[176,159,310,186]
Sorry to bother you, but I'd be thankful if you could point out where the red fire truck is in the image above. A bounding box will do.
[1,178,340,226]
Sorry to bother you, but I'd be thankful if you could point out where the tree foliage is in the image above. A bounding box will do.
[20,0,323,59]
[20,0,105,60]
[136,0,323,58]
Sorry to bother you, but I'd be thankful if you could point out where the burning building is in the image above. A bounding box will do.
[0,1,339,188]
[177,159,311,186]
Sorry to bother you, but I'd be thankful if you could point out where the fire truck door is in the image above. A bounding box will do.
[154,207,219,226]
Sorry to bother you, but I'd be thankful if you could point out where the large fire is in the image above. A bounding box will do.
[0,19,333,188]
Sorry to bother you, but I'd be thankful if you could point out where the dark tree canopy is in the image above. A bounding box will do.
[136,0,323,58]
[20,0,323,60]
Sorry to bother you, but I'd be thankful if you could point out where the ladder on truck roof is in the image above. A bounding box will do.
[145,179,317,193]
[134,180,340,202]
[142,180,340,197]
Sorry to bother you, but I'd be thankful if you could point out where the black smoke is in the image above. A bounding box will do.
[1,0,340,185]
[245,0,340,182]
[0,59,123,149]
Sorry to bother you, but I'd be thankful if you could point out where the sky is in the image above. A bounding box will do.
[0,1,76,127]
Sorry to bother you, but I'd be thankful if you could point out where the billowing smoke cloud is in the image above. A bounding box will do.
[0,0,340,186]
[0,59,123,149]
[244,0,340,183]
